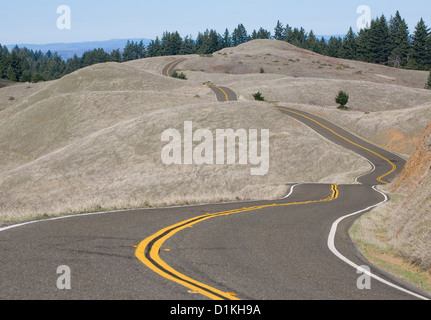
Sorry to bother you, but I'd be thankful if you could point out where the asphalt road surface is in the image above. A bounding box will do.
[0,66,429,301]
[208,86,238,102]
[162,59,237,102]
[162,58,186,77]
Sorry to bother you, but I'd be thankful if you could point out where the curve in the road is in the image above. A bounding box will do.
[162,60,237,102]
[138,67,428,300]
[208,86,238,102]
[162,58,186,77]
[135,185,339,300]
[1,62,429,301]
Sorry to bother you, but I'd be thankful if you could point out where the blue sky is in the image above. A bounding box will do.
[1,0,430,45]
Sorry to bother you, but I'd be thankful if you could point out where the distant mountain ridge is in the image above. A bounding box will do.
[4,34,345,61]
[6,38,153,60]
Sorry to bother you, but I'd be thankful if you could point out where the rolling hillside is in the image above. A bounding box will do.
[1,38,431,294]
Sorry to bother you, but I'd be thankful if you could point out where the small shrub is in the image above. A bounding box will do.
[336,90,349,109]
[253,92,265,101]
[171,71,187,80]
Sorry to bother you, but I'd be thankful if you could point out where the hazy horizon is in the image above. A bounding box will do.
[1,0,430,45]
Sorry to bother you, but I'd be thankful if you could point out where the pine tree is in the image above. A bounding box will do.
[336,91,349,109]
[388,11,410,68]
[367,15,391,64]
[147,37,162,57]
[274,21,285,40]
[283,24,292,42]
[286,27,307,48]
[197,29,221,54]
[325,37,342,58]
[8,50,24,81]
[0,45,9,78]
[180,35,196,55]
[109,49,122,62]
[305,30,319,52]
[161,31,182,56]
[341,27,357,60]
[252,27,271,39]
[65,54,82,74]
[232,24,249,46]
[407,18,430,70]
[222,29,232,48]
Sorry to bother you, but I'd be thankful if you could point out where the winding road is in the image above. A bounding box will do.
[163,58,237,102]
[0,61,429,301]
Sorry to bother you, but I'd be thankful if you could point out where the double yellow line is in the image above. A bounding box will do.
[135,185,339,300]
[277,107,397,184]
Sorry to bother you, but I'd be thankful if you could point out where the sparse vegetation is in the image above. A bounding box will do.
[171,70,187,80]
[253,91,265,101]
[336,90,349,109]
[202,81,215,87]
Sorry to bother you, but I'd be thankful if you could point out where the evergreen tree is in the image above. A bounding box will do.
[336,91,349,109]
[65,54,82,74]
[179,35,196,55]
[305,30,320,52]
[232,24,249,46]
[222,28,232,48]
[274,20,285,40]
[407,18,430,70]
[109,49,122,62]
[368,15,391,64]
[161,31,182,56]
[286,27,307,48]
[8,50,24,81]
[197,29,222,54]
[0,45,10,78]
[325,37,343,57]
[283,24,293,42]
[388,11,410,67]
[146,37,162,57]
[252,28,271,39]
[355,27,371,62]
[341,27,357,60]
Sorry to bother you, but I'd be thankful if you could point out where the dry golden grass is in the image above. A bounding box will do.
[0,100,369,220]
[176,39,428,88]
[2,39,431,292]
[0,61,370,221]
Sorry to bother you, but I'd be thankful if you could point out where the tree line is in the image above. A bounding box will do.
[1,11,430,84]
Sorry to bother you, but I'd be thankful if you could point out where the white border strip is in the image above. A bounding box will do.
[0,184,300,233]
[327,185,429,301]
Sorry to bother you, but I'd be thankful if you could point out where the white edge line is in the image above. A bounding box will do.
[280,108,427,299]
[0,185,300,234]
[280,183,302,199]
[282,112,375,185]
[327,185,429,301]
[354,159,376,184]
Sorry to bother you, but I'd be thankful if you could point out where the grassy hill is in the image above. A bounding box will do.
[2,38,431,293]
[0,49,370,221]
